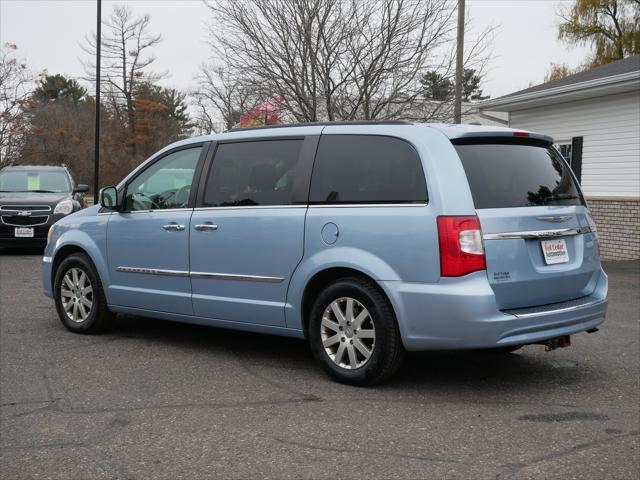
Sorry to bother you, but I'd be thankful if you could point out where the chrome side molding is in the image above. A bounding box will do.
[190,271,284,283]
[117,266,283,283]
[116,267,189,277]
[483,226,594,240]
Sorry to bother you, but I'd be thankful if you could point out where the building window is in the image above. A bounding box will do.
[556,142,572,165]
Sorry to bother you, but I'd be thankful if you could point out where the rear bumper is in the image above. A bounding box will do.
[380,268,607,351]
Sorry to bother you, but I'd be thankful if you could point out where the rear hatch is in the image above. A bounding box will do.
[453,137,601,310]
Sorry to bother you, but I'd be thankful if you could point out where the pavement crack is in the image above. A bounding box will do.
[497,429,640,479]
[54,397,322,416]
[227,345,322,402]
[262,433,473,466]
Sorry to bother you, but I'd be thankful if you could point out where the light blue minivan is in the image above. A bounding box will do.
[42,122,608,385]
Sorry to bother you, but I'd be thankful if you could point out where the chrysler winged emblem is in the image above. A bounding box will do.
[536,216,572,223]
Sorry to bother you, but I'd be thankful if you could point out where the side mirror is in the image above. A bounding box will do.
[73,184,89,194]
[99,186,119,210]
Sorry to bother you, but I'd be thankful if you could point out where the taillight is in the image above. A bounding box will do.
[437,215,486,277]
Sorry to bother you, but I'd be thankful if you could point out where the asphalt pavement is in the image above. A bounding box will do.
[1,248,638,479]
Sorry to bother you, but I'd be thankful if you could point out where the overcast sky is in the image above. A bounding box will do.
[1,0,591,99]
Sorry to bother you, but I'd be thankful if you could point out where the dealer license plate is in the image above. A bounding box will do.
[541,238,569,264]
[14,227,34,238]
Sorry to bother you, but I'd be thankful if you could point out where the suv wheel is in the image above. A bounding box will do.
[308,278,405,385]
[53,253,114,333]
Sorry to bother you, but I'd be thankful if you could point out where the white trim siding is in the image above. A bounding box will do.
[508,91,640,198]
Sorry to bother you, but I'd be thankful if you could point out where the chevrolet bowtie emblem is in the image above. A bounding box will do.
[17,211,32,217]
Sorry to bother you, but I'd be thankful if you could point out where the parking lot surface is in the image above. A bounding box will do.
[0,249,638,479]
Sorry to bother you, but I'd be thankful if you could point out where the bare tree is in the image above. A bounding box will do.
[81,5,163,137]
[193,61,257,132]
[205,0,360,122]
[0,43,33,166]
[205,0,493,123]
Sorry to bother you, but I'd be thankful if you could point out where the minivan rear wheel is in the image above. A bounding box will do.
[53,253,114,334]
[308,278,405,385]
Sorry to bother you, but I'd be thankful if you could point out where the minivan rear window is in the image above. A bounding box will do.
[454,141,584,209]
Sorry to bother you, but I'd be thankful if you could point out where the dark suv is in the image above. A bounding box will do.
[0,165,88,247]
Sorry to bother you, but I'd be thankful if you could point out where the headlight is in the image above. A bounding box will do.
[53,199,74,215]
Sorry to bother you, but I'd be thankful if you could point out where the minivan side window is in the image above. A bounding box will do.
[309,135,427,204]
[125,146,202,211]
[202,139,304,207]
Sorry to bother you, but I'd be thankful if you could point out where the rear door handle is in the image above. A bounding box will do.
[194,223,218,231]
[163,223,185,231]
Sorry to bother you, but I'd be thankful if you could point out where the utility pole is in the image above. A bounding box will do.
[453,0,465,124]
[93,0,102,204]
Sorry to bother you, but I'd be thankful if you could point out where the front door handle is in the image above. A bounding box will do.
[194,223,219,231]
[163,223,185,231]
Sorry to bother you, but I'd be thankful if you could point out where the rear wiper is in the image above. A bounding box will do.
[544,193,577,204]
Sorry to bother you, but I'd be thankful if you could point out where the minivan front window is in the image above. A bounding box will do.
[0,170,71,193]
[125,147,201,211]
[454,141,584,209]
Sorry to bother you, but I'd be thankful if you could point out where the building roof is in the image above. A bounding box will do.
[503,55,640,98]
[481,55,640,112]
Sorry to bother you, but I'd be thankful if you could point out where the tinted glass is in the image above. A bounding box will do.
[0,170,71,193]
[455,143,584,209]
[203,140,303,207]
[125,147,201,211]
[309,135,427,204]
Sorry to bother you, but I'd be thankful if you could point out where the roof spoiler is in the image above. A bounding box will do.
[450,130,554,147]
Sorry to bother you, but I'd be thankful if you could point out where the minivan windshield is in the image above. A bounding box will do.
[0,169,71,194]
[454,141,584,209]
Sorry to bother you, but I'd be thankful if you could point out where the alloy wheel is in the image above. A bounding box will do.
[320,297,376,369]
[60,267,93,323]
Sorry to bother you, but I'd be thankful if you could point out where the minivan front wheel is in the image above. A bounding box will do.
[53,253,114,334]
[308,278,405,385]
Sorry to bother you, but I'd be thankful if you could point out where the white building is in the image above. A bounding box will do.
[480,55,640,260]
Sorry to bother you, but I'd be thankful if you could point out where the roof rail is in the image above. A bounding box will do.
[229,120,413,132]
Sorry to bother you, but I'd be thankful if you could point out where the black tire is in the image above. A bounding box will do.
[53,253,114,334]
[308,277,405,386]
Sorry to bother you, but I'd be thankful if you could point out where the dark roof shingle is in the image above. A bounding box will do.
[499,55,640,99]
